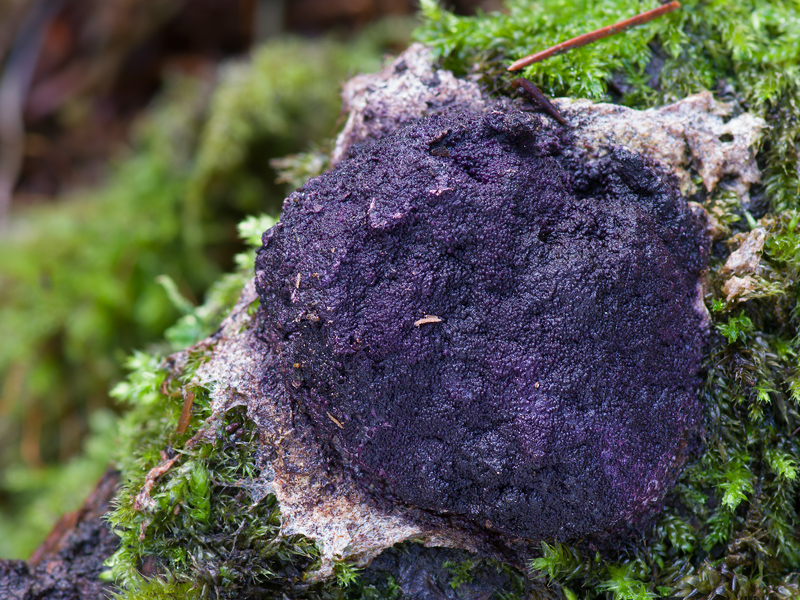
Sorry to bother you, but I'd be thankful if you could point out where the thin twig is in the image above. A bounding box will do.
[508,1,681,72]
[511,78,568,125]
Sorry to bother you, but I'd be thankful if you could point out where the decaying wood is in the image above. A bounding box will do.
[0,466,120,600]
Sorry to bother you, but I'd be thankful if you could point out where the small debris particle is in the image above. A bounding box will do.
[414,315,442,327]
[428,128,451,145]
[511,77,568,126]
[327,411,345,429]
[133,454,180,513]
[176,389,195,435]
[138,520,149,542]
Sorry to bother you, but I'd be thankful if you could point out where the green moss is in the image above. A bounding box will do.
[351,576,403,600]
[444,557,479,589]
[105,220,358,599]
[343,544,530,600]
[333,561,363,588]
[105,345,323,598]
[444,557,529,599]
[106,388,324,599]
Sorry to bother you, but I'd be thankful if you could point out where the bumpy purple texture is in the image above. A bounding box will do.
[255,107,708,541]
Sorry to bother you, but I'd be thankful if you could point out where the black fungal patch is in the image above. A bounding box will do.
[255,106,709,541]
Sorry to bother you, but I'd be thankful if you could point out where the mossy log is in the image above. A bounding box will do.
[6,0,800,597]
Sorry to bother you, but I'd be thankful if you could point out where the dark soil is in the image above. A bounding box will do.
[0,467,120,600]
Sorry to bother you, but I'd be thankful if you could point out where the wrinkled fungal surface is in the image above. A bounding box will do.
[255,106,709,541]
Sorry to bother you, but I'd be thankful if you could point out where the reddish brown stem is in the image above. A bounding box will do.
[508,1,681,71]
[176,388,195,435]
[511,78,568,125]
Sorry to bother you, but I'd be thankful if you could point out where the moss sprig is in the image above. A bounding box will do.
[106,371,324,599]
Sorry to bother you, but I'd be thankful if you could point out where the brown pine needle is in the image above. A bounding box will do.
[508,1,681,71]
[176,388,195,435]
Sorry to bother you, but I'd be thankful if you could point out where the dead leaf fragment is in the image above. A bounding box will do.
[133,454,179,513]
[722,227,767,276]
[723,275,757,302]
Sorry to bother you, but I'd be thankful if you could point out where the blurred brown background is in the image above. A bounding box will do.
[0,0,494,215]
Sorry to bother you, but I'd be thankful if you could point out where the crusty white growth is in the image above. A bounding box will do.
[558,92,765,204]
[722,227,767,276]
[720,227,770,302]
[332,43,486,166]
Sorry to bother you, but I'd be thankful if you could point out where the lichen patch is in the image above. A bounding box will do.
[559,92,766,204]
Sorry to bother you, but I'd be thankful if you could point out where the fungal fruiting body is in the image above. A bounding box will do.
[255,106,709,541]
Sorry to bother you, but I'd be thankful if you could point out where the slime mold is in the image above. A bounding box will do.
[254,106,709,541]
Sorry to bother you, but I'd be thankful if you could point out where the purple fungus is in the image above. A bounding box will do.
[254,106,709,541]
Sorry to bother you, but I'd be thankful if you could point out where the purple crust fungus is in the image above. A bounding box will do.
[254,106,709,542]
